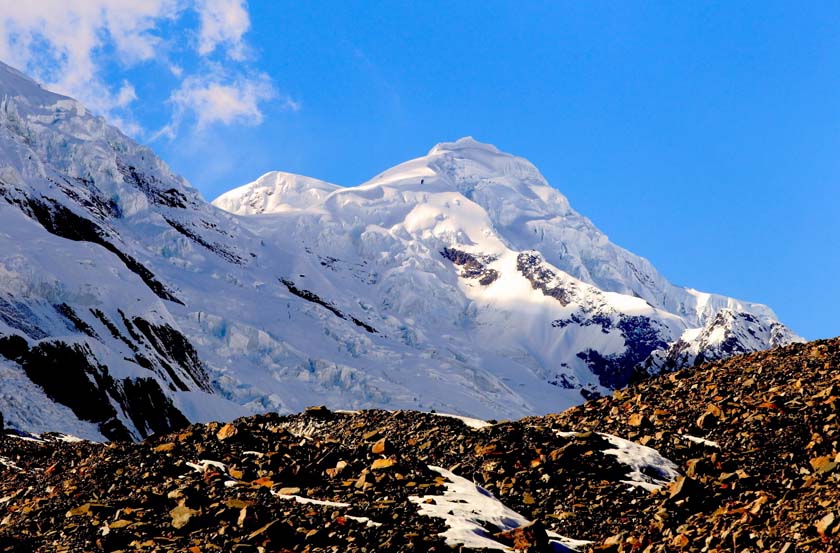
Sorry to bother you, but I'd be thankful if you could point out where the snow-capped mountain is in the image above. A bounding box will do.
[0,61,801,440]
[213,138,801,392]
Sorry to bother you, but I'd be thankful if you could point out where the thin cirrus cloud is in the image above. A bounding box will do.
[195,0,250,60]
[0,0,289,138]
[152,71,282,140]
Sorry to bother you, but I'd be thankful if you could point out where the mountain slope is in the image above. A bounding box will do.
[1,338,837,551]
[0,61,801,439]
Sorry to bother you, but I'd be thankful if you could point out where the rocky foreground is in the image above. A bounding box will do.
[0,339,838,553]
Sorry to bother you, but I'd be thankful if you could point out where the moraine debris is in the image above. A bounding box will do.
[0,338,838,551]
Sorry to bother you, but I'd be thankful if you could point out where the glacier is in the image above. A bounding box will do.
[0,61,801,440]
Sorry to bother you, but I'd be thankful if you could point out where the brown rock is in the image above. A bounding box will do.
[816,512,836,536]
[248,519,278,540]
[494,521,549,551]
[216,423,238,441]
[668,476,700,501]
[65,503,113,517]
[304,405,331,418]
[810,455,837,475]
[371,437,389,455]
[371,458,396,470]
[672,534,689,548]
[325,460,348,478]
[475,444,499,456]
[362,429,382,441]
[355,470,371,489]
[169,504,198,530]
[705,403,723,419]
[696,411,718,430]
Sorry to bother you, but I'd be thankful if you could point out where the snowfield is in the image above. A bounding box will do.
[0,60,802,439]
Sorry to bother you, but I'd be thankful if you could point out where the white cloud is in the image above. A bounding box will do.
[195,0,251,60]
[170,72,275,129]
[0,1,179,120]
[0,0,280,138]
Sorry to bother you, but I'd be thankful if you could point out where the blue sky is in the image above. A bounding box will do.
[2,2,838,339]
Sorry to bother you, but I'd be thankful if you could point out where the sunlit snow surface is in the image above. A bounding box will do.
[430,412,494,429]
[410,466,590,552]
[555,430,680,491]
[0,60,800,437]
[680,434,721,449]
[601,434,681,491]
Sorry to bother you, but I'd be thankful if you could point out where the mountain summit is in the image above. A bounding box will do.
[213,135,800,392]
[0,61,800,440]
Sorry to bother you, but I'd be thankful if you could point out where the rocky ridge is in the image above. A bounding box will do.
[1,338,838,552]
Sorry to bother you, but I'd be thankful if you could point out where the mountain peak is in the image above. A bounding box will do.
[213,171,339,215]
[0,61,802,442]
[0,61,79,113]
[427,136,502,156]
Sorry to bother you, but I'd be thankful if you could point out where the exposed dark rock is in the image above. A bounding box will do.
[90,308,138,352]
[54,303,99,339]
[130,317,211,392]
[552,313,613,333]
[53,175,121,220]
[280,278,378,334]
[164,216,244,265]
[4,194,182,304]
[517,251,574,306]
[576,316,669,389]
[0,334,28,361]
[116,378,190,437]
[440,247,500,285]
[0,336,188,441]
[116,159,190,209]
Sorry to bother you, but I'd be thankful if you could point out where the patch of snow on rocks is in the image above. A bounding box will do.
[431,412,494,429]
[602,434,680,491]
[273,494,350,508]
[410,466,588,551]
[680,434,720,448]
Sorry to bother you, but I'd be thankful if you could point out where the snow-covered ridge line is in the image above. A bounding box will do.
[0,60,801,439]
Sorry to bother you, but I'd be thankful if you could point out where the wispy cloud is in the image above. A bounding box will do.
[0,1,178,120]
[0,0,286,138]
[195,0,251,60]
[153,70,277,139]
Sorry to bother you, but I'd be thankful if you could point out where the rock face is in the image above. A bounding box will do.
[644,308,796,373]
[1,338,838,551]
[0,61,240,440]
[0,60,802,439]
